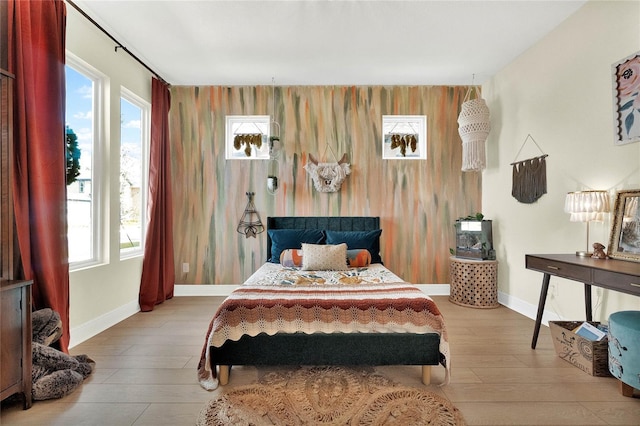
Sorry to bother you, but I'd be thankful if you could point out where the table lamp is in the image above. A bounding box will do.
[564,190,610,256]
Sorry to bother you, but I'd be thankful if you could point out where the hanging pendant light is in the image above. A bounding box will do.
[458,76,491,172]
[237,192,264,238]
[267,78,282,195]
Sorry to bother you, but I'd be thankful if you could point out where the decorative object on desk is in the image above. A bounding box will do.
[612,51,640,146]
[591,242,608,259]
[457,83,490,171]
[510,134,547,203]
[304,146,350,193]
[267,77,281,195]
[608,189,640,262]
[564,190,610,257]
[236,192,264,238]
[454,213,495,260]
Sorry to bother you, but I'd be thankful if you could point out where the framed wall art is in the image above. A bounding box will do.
[225,115,270,160]
[612,51,640,146]
[382,115,427,160]
[608,189,640,262]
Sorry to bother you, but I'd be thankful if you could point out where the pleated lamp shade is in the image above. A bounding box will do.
[564,190,610,256]
[564,190,610,222]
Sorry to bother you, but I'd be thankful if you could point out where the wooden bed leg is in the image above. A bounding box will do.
[218,365,230,386]
[421,365,431,385]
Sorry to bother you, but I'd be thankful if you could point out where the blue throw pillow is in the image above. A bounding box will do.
[325,229,383,264]
[268,229,325,263]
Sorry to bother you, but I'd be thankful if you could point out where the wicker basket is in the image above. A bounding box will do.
[549,321,611,376]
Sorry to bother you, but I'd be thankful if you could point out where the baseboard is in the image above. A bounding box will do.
[70,284,561,349]
[69,300,140,349]
[174,284,240,296]
[497,290,562,326]
[173,283,451,297]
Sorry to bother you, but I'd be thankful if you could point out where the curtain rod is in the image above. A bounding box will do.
[66,0,168,85]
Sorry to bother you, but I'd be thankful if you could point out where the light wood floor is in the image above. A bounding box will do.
[2,295,639,425]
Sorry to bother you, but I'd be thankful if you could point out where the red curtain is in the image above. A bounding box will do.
[9,0,69,351]
[139,77,174,311]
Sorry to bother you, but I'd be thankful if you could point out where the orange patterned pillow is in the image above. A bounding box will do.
[346,249,371,267]
[279,249,304,267]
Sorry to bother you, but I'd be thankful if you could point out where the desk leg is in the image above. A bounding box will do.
[532,273,550,349]
[584,283,593,321]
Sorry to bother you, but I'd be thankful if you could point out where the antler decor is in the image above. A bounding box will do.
[304,152,350,193]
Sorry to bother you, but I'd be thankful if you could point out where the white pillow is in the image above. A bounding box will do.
[301,243,348,271]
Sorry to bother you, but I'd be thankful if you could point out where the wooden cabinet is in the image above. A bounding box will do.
[0,2,31,410]
[1,279,32,409]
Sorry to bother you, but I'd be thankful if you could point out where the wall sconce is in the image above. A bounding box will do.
[267,78,281,195]
[237,192,264,238]
[564,190,610,256]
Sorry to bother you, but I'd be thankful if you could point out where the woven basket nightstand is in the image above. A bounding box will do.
[449,256,499,308]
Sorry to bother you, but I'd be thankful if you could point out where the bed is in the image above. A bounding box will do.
[198,216,449,390]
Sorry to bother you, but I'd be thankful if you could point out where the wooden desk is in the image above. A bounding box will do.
[526,254,640,349]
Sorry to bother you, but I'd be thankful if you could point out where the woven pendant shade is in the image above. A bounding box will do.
[457,97,491,171]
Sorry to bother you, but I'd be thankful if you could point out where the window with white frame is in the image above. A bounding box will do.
[65,55,104,266]
[119,89,149,257]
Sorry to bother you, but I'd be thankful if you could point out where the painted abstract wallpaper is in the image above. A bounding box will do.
[169,85,482,285]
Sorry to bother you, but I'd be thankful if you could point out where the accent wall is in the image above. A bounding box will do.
[169,85,482,285]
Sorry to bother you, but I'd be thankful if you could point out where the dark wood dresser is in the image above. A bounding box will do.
[1,279,33,409]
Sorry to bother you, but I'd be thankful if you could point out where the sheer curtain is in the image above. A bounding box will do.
[139,77,175,312]
[9,0,70,351]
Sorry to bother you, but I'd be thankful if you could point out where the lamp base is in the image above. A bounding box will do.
[576,250,592,257]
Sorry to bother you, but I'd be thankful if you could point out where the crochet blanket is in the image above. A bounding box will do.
[198,283,450,390]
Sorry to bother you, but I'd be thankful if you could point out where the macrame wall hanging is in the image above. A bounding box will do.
[511,134,548,204]
[457,86,491,171]
[304,145,351,193]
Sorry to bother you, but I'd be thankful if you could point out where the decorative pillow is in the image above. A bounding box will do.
[325,229,383,264]
[301,243,348,271]
[268,229,325,263]
[279,249,304,267]
[346,249,371,267]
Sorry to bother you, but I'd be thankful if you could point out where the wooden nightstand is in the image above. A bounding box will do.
[449,256,499,308]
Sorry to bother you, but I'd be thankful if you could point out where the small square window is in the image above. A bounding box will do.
[225,115,270,160]
[382,115,427,160]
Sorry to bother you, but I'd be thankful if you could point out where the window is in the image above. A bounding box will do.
[65,55,103,267]
[120,89,149,258]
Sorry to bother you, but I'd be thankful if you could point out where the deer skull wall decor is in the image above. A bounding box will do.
[304,152,351,193]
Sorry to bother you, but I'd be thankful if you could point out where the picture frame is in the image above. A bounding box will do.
[382,115,427,160]
[608,189,640,262]
[612,51,640,146]
[225,115,270,160]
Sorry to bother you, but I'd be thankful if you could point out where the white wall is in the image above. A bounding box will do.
[66,4,151,347]
[483,0,640,324]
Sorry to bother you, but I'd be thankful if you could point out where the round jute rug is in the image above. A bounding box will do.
[196,366,465,425]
